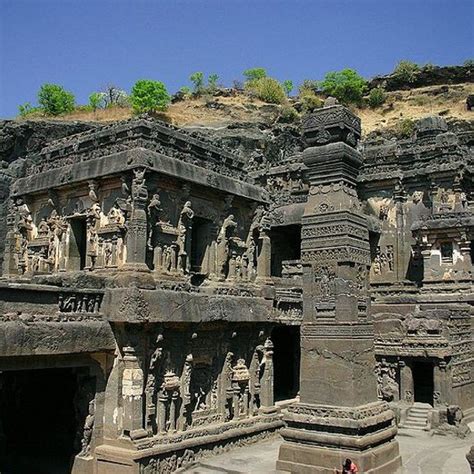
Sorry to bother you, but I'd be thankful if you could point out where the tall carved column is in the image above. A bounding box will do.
[116,168,155,288]
[277,103,401,473]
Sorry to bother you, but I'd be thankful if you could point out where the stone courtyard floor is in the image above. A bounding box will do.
[182,427,473,473]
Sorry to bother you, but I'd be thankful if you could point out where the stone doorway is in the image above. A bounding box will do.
[272,325,300,402]
[270,225,301,277]
[191,216,213,273]
[69,218,87,271]
[0,368,79,473]
[412,360,434,405]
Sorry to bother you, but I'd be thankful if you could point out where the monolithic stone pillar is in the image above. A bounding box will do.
[277,103,401,474]
[399,360,414,404]
[433,359,451,407]
[121,346,147,439]
[256,228,272,284]
[260,337,276,414]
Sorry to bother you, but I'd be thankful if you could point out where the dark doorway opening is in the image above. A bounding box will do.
[0,368,79,474]
[191,217,212,273]
[272,325,300,402]
[270,225,301,277]
[412,360,434,405]
[69,219,87,270]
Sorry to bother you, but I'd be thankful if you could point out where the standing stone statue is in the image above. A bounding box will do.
[177,201,194,274]
[216,214,237,280]
[147,193,162,250]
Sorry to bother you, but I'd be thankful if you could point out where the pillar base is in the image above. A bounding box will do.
[276,401,402,474]
[113,264,156,289]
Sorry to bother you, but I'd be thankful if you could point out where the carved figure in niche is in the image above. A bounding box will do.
[373,246,388,275]
[177,201,194,274]
[79,399,95,456]
[379,204,390,221]
[386,245,394,271]
[216,214,237,280]
[316,265,335,298]
[37,218,50,237]
[131,168,148,203]
[412,191,424,205]
[107,201,125,226]
[375,360,399,402]
[146,334,164,432]
[147,193,162,250]
[86,203,101,269]
[88,180,99,203]
[104,241,113,266]
[439,189,450,204]
[16,197,33,233]
[181,353,193,410]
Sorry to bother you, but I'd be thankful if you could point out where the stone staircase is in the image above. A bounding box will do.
[403,402,431,430]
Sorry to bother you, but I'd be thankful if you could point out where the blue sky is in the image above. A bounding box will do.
[0,0,473,118]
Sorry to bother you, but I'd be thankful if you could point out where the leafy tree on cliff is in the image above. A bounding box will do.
[38,84,75,115]
[243,68,267,83]
[283,80,294,96]
[190,72,205,94]
[130,79,170,113]
[319,69,367,104]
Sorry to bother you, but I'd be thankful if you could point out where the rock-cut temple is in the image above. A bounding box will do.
[0,102,472,473]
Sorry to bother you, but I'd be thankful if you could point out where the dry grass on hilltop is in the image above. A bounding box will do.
[16,83,474,136]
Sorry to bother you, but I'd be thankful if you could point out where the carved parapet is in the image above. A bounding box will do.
[302,104,361,149]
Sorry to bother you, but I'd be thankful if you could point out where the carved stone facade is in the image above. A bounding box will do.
[0,110,471,473]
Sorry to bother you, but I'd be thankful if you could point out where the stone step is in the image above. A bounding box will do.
[409,412,429,419]
[410,407,431,413]
[412,403,432,409]
[403,423,426,430]
[404,420,427,428]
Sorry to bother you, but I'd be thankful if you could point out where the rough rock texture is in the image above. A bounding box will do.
[369,64,474,91]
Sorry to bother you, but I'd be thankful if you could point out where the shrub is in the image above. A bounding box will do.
[464,59,474,68]
[130,79,170,114]
[190,72,204,94]
[367,86,387,108]
[38,83,75,115]
[243,67,267,83]
[299,89,323,112]
[319,69,367,104]
[208,74,219,91]
[392,60,421,83]
[279,105,299,123]
[179,86,192,97]
[88,92,104,111]
[422,62,436,73]
[283,80,293,97]
[397,118,415,138]
[18,102,41,117]
[412,95,430,107]
[246,77,286,104]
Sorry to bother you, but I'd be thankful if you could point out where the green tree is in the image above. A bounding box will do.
[392,60,421,83]
[88,92,103,111]
[320,69,367,104]
[130,79,170,114]
[190,72,205,94]
[283,80,293,97]
[38,83,75,115]
[243,68,267,83]
[208,74,219,91]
